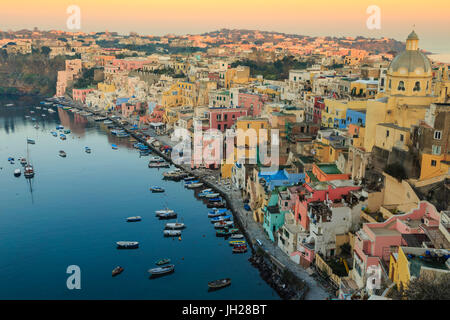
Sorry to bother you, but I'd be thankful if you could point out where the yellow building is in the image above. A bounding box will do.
[350,79,378,98]
[389,246,450,291]
[322,99,367,129]
[374,123,410,152]
[225,66,250,88]
[97,82,116,93]
[161,81,198,108]
[221,117,270,179]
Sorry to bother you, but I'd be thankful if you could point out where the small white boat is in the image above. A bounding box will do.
[186,182,203,189]
[163,230,181,237]
[59,150,67,157]
[14,169,21,177]
[155,209,175,217]
[126,216,142,222]
[148,264,175,276]
[230,234,244,239]
[116,241,139,249]
[165,222,185,230]
[204,192,220,198]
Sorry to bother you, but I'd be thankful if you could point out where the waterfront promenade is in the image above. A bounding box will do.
[68,99,331,300]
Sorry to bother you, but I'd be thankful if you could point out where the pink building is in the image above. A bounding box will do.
[352,201,440,286]
[238,92,267,117]
[55,59,82,97]
[293,181,361,230]
[112,58,151,71]
[72,88,94,103]
[120,101,146,119]
[209,107,247,132]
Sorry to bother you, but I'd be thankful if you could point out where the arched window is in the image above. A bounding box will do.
[389,79,391,89]
[397,81,405,91]
[413,81,421,92]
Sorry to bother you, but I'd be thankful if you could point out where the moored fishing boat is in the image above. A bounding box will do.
[85,147,92,153]
[59,150,67,157]
[149,186,165,193]
[155,258,171,266]
[163,230,181,237]
[51,131,57,137]
[207,202,226,208]
[126,216,142,222]
[230,233,244,239]
[111,144,118,150]
[211,215,232,223]
[158,211,177,220]
[186,182,203,189]
[204,192,220,198]
[20,157,27,165]
[148,264,175,276]
[112,266,124,277]
[116,241,139,249]
[232,246,247,253]
[208,278,231,290]
[155,209,175,217]
[216,229,230,237]
[208,197,222,202]
[165,222,185,229]
[214,221,233,229]
[228,228,240,234]
[208,211,226,218]
[14,169,21,177]
[229,240,246,246]
[27,138,35,144]
[60,134,66,140]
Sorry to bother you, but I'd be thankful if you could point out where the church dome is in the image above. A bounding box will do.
[388,31,431,74]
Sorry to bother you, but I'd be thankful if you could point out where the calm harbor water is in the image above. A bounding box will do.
[0,96,279,300]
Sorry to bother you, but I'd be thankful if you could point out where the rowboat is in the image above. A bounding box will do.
[204,193,220,198]
[229,240,246,246]
[111,144,118,150]
[59,150,67,157]
[208,211,226,218]
[211,215,232,223]
[155,209,175,216]
[148,161,170,168]
[184,176,196,182]
[27,138,35,144]
[14,169,21,177]
[232,246,247,253]
[165,222,185,230]
[164,230,181,237]
[149,186,165,193]
[126,216,142,222]
[228,228,240,235]
[112,266,124,277]
[148,264,175,276]
[116,241,139,249]
[51,131,58,137]
[85,147,92,153]
[156,258,171,266]
[60,134,66,140]
[208,278,231,290]
[214,221,233,229]
[207,202,226,208]
[216,229,230,237]
[208,197,222,202]
[186,182,203,189]
[20,158,27,165]
[158,212,177,220]
[230,233,244,239]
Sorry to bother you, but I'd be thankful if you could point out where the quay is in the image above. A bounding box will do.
[66,97,331,300]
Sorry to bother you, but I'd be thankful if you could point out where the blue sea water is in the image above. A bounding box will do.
[0,96,279,300]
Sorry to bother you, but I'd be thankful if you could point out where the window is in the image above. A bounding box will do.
[400,134,404,142]
[431,160,437,166]
[386,130,390,137]
[389,79,391,89]
[434,131,442,140]
[413,81,421,92]
[217,124,221,130]
[432,145,441,155]
[247,124,250,129]
[397,81,405,91]
[224,114,228,121]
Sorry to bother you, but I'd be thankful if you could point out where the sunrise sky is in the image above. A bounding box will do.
[1,0,449,53]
